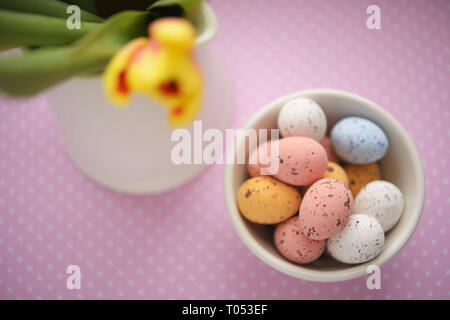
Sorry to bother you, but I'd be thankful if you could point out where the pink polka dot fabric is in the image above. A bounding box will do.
[0,0,449,299]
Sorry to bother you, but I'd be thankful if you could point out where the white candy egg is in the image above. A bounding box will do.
[277,98,327,141]
[353,180,404,232]
[327,213,384,264]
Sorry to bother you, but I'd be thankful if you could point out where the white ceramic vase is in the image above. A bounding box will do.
[46,3,231,194]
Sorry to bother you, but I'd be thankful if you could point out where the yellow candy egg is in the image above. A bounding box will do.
[237,176,302,224]
[301,162,349,195]
[344,162,381,197]
[323,162,349,186]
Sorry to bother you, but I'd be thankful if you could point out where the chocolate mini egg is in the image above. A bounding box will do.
[344,162,381,197]
[237,176,302,224]
[330,117,388,164]
[274,216,326,264]
[299,178,353,240]
[320,136,340,163]
[327,213,385,264]
[354,180,404,232]
[277,98,327,141]
[275,136,328,186]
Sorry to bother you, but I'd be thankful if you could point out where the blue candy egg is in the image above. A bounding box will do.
[330,117,388,164]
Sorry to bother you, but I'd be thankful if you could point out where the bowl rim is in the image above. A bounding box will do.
[224,88,425,282]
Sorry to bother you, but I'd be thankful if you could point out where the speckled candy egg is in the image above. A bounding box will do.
[323,162,349,186]
[247,140,275,177]
[237,176,302,224]
[274,216,326,264]
[275,136,328,186]
[299,178,353,240]
[344,162,381,197]
[300,162,349,195]
[354,181,404,232]
[330,117,389,164]
[320,136,340,163]
[327,213,385,264]
[277,98,327,141]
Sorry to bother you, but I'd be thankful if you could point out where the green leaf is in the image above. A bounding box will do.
[0,48,105,96]
[0,43,16,51]
[72,10,151,58]
[148,0,203,18]
[0,10,151,96]
[60,0,97,15]
[0,9,100,47]
[0,0,103,23]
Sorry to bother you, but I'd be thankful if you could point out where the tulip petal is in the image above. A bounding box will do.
[168,86,202,127]
[103,17,204,127]
[103,37,147,106]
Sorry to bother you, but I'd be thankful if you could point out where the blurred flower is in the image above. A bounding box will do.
[104,18,203,127]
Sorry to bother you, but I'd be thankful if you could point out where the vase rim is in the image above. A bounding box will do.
[194,2,218,46]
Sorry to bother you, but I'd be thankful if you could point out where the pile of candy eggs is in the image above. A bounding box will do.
[237,97,404,265]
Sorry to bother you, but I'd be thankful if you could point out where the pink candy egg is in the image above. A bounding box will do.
[320,136,340,163]
[246,137,327,185]
[274,216,326,264]
[275,136,328,186]
[247,140,274,177]
[299,178,353,240]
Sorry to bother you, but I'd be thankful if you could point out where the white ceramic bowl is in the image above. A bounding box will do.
[224,89,425,282]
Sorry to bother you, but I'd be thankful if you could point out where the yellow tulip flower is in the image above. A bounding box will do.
[103,18,204,127]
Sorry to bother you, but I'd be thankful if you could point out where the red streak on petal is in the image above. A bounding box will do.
[147,39,161,54]
[117,70,129,94]
[172,106,183,116]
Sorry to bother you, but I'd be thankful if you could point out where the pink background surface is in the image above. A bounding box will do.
[0,0,449,299]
